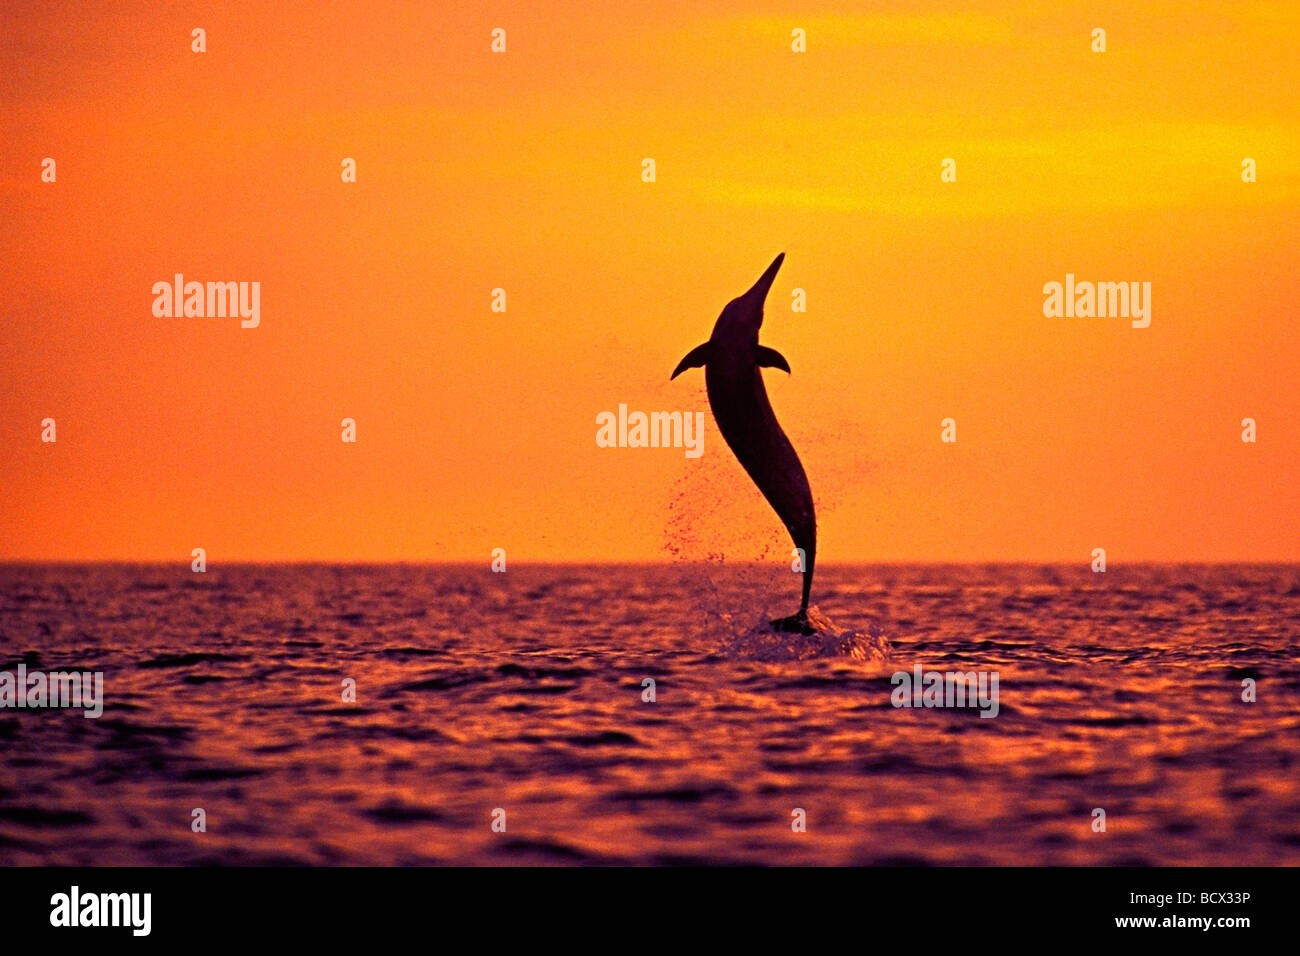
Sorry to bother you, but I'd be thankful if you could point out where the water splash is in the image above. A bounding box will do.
[717,605,891,664]
[660,403,887,660]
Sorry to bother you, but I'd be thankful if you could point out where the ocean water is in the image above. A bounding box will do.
[1,563,1297,866]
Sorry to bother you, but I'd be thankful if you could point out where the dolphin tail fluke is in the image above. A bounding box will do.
[670,342,713,379]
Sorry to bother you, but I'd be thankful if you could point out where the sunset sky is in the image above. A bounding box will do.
[2,0,1296,562]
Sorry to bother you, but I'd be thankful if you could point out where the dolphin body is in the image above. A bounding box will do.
[671,253,816,633]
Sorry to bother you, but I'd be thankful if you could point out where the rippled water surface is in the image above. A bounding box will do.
[1,563,1297,865]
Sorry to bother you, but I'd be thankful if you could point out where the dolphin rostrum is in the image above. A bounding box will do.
[671,252,817,633]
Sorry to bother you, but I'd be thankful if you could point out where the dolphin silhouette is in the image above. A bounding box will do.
[671,252,817,633]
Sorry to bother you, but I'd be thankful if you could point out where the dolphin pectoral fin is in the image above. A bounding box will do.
[754,345,791,374]
[671,342,713,379]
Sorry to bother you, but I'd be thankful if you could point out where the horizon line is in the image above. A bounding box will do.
[2,559,1298,567]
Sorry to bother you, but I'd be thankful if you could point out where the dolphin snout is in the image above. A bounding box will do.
[744,252,785,302]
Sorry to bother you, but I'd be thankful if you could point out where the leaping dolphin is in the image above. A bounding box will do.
[671,252,817,634]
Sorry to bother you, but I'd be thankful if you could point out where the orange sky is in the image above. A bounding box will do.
[2,0,1297,562]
